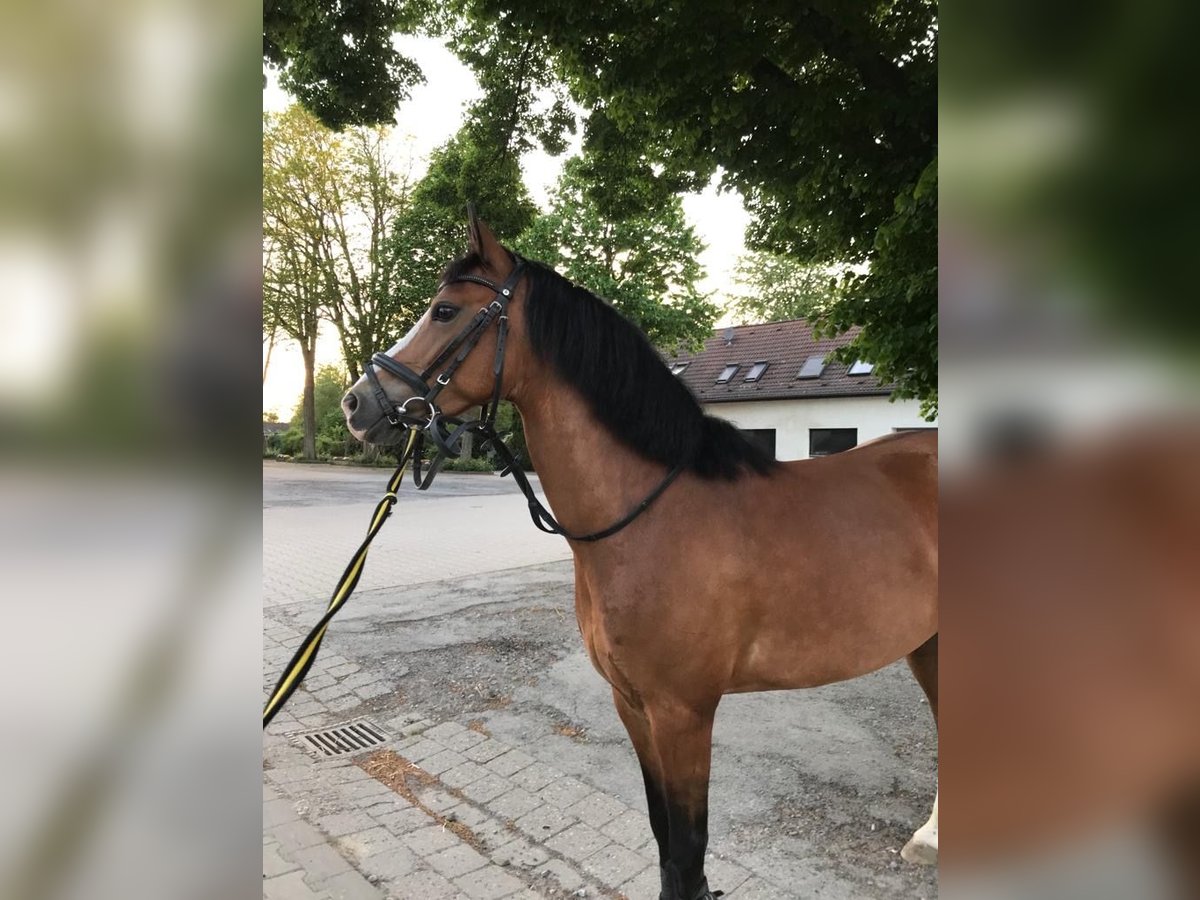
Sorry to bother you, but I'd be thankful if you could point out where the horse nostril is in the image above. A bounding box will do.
[343,391,358,413]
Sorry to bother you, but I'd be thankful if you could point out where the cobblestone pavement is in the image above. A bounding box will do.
[265,465,641,900]
[264,629,712,900]
[263,464,937,899]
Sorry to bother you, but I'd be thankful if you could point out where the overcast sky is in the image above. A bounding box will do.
[263,34,748,418]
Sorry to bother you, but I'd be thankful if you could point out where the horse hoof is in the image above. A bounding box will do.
[901,834,938,865]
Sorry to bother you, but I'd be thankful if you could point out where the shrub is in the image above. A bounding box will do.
[270,428,303,457]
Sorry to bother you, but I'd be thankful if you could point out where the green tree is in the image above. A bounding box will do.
[262,238,322,460]
[290,364,348,429]
[819,160,937,416]
[730,252,841,325]
[286,364,354,457]
[264,106,343,459]
[264,108,328,462]
[514,158,717,351]
[456,0,937,413]
[444,17,575,163]
[320,126,415,379]
[382,14,573,335]
[264,106,414,390]
[384,130,540,336]
[387,196,466,330]
[263,0,426,130]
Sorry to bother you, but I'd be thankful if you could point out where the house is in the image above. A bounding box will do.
[668,319,935,460]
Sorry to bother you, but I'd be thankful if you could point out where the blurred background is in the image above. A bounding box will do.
[0,0,261,898]
[942,0,1199,897]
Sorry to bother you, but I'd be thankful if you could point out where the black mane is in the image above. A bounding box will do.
[443,253,775,480]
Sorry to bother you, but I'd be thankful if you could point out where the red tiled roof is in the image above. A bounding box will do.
[668,319,889,403]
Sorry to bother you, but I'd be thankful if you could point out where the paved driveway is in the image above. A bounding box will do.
[263,462,938,899]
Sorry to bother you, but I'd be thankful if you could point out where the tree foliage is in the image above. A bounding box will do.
[265,105,415,458]
[380,10,575,334]
[458,0,937,412]
[290,364,349,431]
[515,158,717,351]
[271,365,357,459]
[263,108,333,459]
[263,0,426,130]
[320,126,415,379]
[266,0,938,415]
[263,105,413,386]
[384,127,540,336]
[444,16,576,162]
[730,252,841,325]
[818,160,937,417]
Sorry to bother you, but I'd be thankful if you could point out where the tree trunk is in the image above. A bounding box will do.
[459,418,475,461]
[300,344,317,461]
[263,329,277,386]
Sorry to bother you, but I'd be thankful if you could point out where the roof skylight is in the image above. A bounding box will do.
[744,362,769,382]
[797,355,826,379]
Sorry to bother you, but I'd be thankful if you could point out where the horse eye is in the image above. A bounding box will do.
[432,303,459,323]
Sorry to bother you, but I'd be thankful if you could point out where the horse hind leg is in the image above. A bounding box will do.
[902,633,939,866]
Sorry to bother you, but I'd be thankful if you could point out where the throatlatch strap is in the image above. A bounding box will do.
[262,430,419,728]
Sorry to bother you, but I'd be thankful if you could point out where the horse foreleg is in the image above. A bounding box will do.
[645,698,719,900]
[903,633,939,865]
[611,689,671,877]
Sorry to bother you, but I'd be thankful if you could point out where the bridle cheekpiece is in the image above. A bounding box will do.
[364,257,526,453]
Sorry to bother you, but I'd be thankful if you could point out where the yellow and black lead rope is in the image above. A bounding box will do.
[263,430,419,728]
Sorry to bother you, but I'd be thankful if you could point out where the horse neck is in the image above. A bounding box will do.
[510,371,673,539]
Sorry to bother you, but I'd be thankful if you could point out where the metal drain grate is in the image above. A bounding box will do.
[298,720,388,757]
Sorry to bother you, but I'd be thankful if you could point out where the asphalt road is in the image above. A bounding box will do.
[264,460,540,508]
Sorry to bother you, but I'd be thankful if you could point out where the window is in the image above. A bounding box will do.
[847,360,874,376]
[744,362,769,382]
[740,428,776,457]
[715,364,739,383]
[670,362,689,376]
[797,355,826,379]
[809,428,858,457]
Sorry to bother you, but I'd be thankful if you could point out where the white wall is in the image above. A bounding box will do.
[707,395,935,460]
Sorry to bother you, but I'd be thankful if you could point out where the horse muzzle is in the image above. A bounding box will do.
[342,382,421,445]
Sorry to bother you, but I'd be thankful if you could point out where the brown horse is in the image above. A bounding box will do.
[342,210,939,899]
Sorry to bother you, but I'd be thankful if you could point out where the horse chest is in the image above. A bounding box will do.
[572,571,626,687]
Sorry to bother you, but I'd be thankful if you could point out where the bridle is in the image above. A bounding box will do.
[358,254,686,542]
[364,257,525,442]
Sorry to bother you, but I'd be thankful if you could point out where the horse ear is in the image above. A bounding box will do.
[465,203,506,270]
